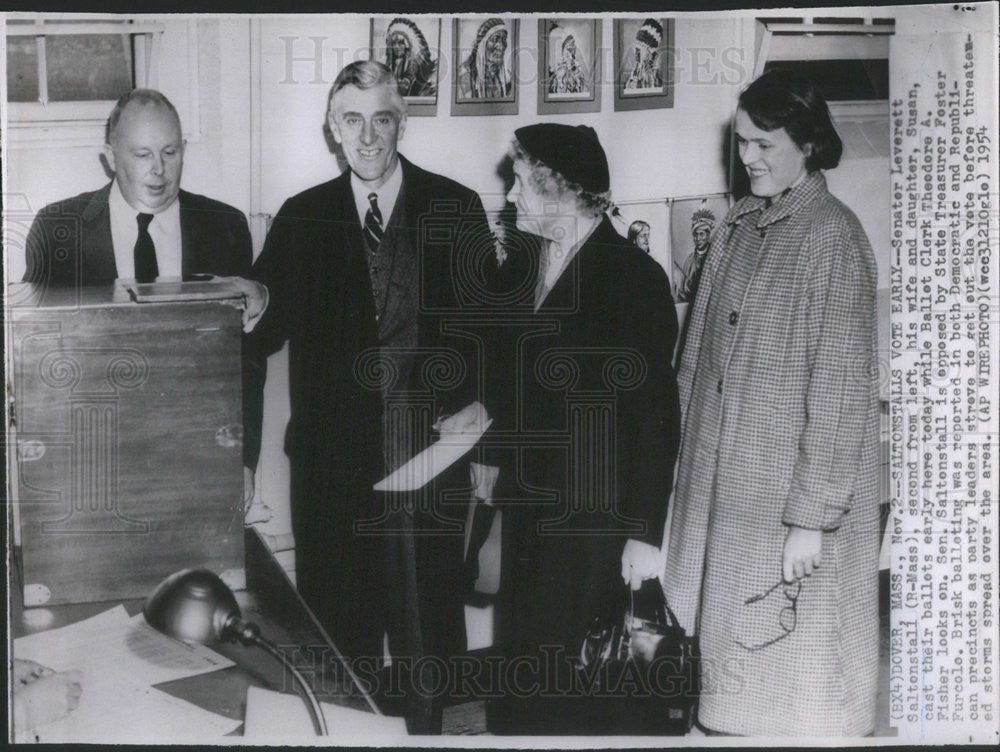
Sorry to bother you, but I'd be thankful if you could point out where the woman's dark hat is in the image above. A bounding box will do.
[514,123,610,194]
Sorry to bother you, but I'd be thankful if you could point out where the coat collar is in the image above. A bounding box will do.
[398,154,430,226]
[536,215,616,311]
[327,157,421,269]
[83,181,194,220]
[331,154,427,221]
[81,182,113,223]
[729,171,828,229]
[83,182,202,278]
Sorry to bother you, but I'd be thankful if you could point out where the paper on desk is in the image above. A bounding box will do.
[374,419,492,492]
[16,606,240,742]
[34,679,241,743]
[243,685,407,743]
[14,605,234,686]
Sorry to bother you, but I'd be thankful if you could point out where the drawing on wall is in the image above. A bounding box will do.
[370,17,441,116]
[613,18,674,111]
[537,19,601,114]
[610,199,671,282]
[453,18,518,116]
[669,194,731,303]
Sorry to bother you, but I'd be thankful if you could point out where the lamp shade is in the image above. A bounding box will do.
[143,568,241,644]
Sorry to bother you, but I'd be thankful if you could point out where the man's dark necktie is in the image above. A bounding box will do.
[134,212,158,283]
[364,192,384,251]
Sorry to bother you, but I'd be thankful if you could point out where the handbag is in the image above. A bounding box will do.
[575,579,699,734]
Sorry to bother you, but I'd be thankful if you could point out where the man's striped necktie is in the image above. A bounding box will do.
[364,192,384,250]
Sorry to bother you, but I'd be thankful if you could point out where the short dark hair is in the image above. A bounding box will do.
[738,68,842,171]
[327,60,405,117]
[105,89,181,145]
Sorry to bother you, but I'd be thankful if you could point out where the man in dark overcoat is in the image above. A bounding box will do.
[244,61,491,732]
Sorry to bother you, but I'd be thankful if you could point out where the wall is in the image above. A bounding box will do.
[254,15,742,223]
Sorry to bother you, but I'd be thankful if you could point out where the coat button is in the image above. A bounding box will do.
[717,378,723,394]
[729,311,738,325]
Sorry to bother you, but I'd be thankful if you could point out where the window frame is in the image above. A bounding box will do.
[6,19,164,115]
[4,16,199,149]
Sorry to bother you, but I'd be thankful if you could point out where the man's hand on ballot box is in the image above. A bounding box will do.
[213,276,269,333]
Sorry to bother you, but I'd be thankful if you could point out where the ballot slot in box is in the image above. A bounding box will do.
[8,281,247,606]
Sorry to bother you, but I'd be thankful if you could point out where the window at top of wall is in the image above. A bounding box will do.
[7,25,137,103]
[5,18,164,141]
[755,16,894,103]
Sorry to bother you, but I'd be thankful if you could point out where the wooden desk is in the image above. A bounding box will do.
[11,527,378,736]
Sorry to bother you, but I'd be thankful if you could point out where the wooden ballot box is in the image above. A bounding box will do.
[8,281,246,606]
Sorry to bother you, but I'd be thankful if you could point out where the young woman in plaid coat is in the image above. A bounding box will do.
[664,69,881,736]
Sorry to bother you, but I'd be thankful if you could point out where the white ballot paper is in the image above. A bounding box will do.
[14,606,240,741]
[374,403,491,492]
[242,685,407,743]
[14,606,234,686]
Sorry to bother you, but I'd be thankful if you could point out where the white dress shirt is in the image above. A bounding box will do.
[350,160,403,230]
[108,179,183,279]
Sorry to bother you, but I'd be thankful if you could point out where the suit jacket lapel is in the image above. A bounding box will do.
[179,190,205,278]
[400,155,426,243]
[378,186,416,337]
[399,156,444,308]
[331,170,367,271]
[81,183,117,281]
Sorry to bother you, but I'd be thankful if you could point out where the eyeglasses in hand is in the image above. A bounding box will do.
[735,578,801,651]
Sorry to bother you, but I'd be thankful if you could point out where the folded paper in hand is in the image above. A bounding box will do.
[374,402,491,492]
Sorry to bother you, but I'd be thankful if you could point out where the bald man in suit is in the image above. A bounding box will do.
[23,87,265,498]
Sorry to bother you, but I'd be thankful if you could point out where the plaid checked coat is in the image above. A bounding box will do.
[663,172,880,736]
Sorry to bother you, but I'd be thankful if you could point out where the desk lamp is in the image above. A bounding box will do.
[144,568,328,735]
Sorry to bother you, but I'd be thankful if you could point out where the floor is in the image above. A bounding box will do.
[441,570,895,737]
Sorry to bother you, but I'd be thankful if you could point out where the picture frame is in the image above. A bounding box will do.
[537,19,602,115]
[669,193,731,304]
[370,17,442,117]
[452,18,518,116]
[613,18,674,112]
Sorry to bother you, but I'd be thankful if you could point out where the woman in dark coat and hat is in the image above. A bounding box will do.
[486,124,681,732]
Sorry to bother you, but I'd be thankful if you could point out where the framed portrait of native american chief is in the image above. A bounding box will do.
[370,17,441,116]
[613,17,674,111]
[452,18,518,116]
[537,18,602,115]
[669,193,731,304]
